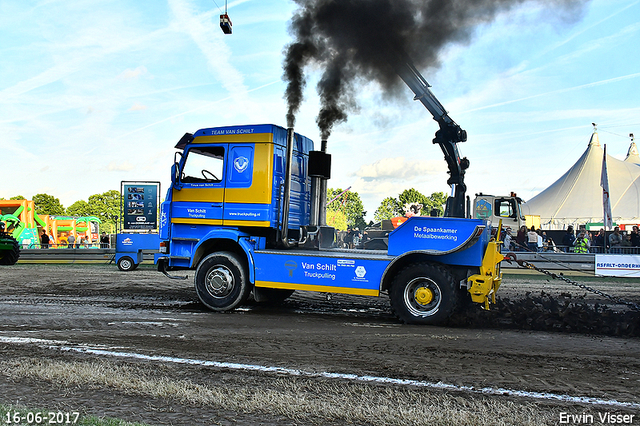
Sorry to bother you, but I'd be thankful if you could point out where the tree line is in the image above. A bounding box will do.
[3,191,121,233]
[326,187,447,231]
[4,187,446,234]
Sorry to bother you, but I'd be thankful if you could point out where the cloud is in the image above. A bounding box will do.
[118,66,149,80]
[354,157,445,181]
[113,79,280,140]
[0,62,79,103]
[534,1,640,59]
[347,156,450,215]
[460,72,640,115]
[106,161,135,172]
[128,103,147,111]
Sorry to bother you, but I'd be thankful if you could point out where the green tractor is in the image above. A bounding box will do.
[0,218,21,265]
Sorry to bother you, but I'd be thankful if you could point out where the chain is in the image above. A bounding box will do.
[508,255,640,311]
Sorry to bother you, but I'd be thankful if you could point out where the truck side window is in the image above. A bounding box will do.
[181,146,224,183]
[496,199,515,218]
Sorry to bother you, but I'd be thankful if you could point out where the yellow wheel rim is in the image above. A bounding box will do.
[414,286,434,305]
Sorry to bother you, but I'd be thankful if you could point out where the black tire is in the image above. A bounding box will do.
[0,235,20,265]
[389,262,458,325]
[195,251,251,311]
[117,256,136,271]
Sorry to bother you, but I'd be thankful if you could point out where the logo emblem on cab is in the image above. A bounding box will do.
[234,156,249,173]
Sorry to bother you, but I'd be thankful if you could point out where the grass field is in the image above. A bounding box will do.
[1,357,565,426]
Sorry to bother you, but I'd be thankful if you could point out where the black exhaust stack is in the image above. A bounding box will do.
[309,140,331,226]
[281,128,296,248]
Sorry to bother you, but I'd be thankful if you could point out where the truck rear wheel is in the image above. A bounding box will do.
[389,263,458,325]
[195,251,251,311]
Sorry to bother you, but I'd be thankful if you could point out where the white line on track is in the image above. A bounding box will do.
[2,335,639,409]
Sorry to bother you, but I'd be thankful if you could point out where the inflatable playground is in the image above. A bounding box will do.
[0,199,101,248]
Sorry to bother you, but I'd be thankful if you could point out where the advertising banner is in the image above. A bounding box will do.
[121,181,160,230]
[385,216,488,266]
[253,251,389,296]
[595,254,640,277]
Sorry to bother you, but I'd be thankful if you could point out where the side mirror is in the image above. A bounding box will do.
[172,152,183,190]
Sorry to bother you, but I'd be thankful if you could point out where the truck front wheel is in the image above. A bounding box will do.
[195,251,251,311]
[389,263,458,325]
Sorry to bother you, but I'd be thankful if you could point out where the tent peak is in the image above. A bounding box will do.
[625,141,640,163]
[588,131,600,147]
[627,141,638,156]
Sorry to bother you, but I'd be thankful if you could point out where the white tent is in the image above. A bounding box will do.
[624,141,640,164]
[523,132,640,229]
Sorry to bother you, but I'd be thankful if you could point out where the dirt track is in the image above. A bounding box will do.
[1,264,639,425]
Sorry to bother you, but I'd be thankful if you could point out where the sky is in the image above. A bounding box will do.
[2,0,640,221]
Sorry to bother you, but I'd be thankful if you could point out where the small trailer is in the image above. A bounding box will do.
[115,233,159,271]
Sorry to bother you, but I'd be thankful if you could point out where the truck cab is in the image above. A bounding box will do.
[158,124,313,270]
[473,193,525,230]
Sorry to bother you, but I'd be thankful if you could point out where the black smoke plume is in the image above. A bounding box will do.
[283,0,587,140]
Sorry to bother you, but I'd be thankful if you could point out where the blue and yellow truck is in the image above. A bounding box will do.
[156,60,507,324]
[156,119,504,324]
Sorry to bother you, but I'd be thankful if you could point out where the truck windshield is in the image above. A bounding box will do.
[496,198,524,220]
[181,146,224,183]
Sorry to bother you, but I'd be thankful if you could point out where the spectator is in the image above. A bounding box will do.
[515,225,527,251]
[585,231,593,250]
[67,233,76,249]
[352,227,361,248]
[574,231,589,253]
[545,235,558,252]
[40,230,50,249]
[536,229,544,252]
[609,226,623,254]
[344,227,353,249]
[526,226,538,252]
[361,230,370,247]
[562,226,576,253]
[100,232,110,248]
[540,231,549,251]
[593,228,605,252]
[502,228,513,252]
[630,226,640,249]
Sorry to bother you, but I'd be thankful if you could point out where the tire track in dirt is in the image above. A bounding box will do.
[2,264,640,410]
[2,335,639,411]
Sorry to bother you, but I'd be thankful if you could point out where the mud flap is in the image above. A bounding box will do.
[157,257,188,280]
